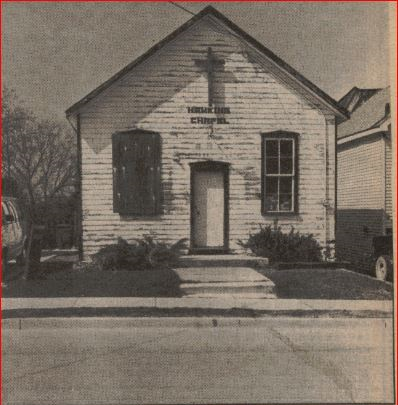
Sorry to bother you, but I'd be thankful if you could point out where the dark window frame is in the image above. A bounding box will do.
[261,131,299,215]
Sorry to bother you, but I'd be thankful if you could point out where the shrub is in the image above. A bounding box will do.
[148,238,188,267]
[239,224,323,263]
[92,236,188,271]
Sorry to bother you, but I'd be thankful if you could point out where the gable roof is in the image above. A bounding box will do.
[338,87,382,114]
[337,86,390,140]
[66,5,348,119]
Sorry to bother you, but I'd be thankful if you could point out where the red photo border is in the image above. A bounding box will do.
[0,1,396,404]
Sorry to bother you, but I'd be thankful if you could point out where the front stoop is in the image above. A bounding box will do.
[174,266,276,299]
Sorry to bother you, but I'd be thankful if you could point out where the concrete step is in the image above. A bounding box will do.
[183,293,277,299]
[175,266,276,299]
[180,281,275,296]
[179,255,269,268]
[174,267,267,283]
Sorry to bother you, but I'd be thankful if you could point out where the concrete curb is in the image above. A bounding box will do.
[1,316,269,330]
[2,315,393,330]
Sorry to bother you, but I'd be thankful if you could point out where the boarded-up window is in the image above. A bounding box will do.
[112,130,161,215]
[261,131,299,214]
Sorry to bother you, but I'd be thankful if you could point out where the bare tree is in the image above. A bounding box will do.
[2,87,77,218]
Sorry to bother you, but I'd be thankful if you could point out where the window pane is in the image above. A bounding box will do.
[264,195,278,211]
[280,177,293,194]
[265,140,278,157]
[280,140,293,156]
[266,157,279,174]
[265,177,278,211]
[265,177,278,194]
[280,157,293,174]
[279,194,292,211]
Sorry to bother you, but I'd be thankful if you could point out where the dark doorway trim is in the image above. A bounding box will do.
[189,161,230,254]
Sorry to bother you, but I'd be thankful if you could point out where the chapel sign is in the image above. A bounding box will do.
[187,106,231,124]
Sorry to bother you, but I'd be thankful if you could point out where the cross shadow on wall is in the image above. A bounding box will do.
[84,48,238,155]
[213,68,237,119]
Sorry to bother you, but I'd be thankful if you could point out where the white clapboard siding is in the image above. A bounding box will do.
[336,134,387,269]
[337,136,384,210]
[78,17,335,258]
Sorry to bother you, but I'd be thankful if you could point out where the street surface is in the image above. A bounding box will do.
[2,317,394,404]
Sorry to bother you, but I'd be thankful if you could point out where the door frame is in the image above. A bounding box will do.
[189,161,230,254]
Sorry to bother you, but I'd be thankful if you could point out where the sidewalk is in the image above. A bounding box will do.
[2,296,393,312]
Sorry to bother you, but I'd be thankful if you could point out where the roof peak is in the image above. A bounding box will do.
[201,5,219,12]
[66,5,347,119]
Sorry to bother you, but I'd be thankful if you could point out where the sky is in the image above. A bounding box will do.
[2,1,393,121]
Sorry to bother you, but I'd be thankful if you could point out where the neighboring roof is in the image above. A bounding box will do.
[338,87,382,114]
[337,86,391,140]
[66,6,348,119]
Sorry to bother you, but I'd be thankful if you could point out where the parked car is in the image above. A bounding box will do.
[373,235,394,281]
[2,197,28,266]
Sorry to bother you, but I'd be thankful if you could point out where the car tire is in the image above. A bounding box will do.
[2,248,9,274]
[16,243,27,266]
[375,255,393,281]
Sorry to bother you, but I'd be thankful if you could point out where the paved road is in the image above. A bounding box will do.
[2,317,394,404]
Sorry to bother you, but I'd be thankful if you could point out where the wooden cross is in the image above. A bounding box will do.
[194,47,225,107]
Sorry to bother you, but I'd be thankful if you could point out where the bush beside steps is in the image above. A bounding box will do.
[91,237,188,271]
[239,223,326,265]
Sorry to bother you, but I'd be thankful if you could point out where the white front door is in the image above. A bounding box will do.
[192,170,225,248]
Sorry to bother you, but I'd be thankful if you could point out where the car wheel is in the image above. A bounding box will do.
[2,248,9,274]
[375,255,393,281]
[16,243,28,266]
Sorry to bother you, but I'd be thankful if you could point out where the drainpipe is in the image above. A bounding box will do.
[323,117,330,259]
[334,117,338,257]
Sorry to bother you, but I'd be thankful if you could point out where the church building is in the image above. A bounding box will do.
[66,6,348,260]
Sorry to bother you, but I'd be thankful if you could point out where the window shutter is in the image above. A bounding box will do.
[125,134,141,214]
[152,133,161,215]
[112,131,161,216]
[112,133,122,213]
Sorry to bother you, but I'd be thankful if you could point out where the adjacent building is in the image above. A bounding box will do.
[336,86,392,270]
